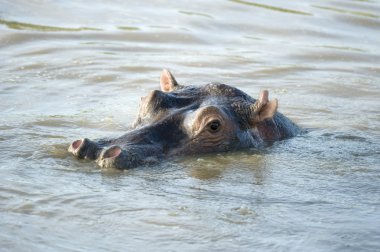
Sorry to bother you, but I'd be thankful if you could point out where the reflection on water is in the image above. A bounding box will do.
[0,0,380,251]
[184,152,268,181]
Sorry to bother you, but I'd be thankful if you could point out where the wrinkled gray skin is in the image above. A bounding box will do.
[68,70,301,169]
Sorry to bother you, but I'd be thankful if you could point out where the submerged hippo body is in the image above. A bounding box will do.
[69,70,301,169]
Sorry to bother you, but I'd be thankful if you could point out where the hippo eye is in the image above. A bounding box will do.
[208,120,221,133]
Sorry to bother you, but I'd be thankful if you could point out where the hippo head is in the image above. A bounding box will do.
[68,69,279,169]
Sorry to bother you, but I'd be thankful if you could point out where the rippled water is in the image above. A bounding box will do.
[1,0,379,251]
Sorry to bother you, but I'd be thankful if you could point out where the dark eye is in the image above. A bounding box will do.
[208,120,221,132]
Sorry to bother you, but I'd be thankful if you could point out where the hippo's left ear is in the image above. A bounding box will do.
[160,69,179,92]
[250,90,278,125]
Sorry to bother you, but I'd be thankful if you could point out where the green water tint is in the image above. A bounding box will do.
[0,19,102,32]
[102,52,117,55]
[313,5,379,19]
[118,26,140,31]
[318,45,366,52]
[230,0,312,16]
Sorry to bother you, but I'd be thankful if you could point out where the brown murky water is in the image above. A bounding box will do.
[1,0,379,251]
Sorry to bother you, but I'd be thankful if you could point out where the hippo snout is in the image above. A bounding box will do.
[68,138,101,160]
[96,146,139,169]
[68,132,162,169]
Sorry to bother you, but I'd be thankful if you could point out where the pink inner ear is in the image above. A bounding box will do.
[162,83,170,92]
[259,90,269,104]
[160,69,172,92]
[259,99,278,121]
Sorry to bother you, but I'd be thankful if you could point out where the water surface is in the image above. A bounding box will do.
[0,0,379,251]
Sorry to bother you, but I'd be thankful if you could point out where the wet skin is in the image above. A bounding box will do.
[68,70,301,169]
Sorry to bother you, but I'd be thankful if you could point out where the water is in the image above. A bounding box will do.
[1,0,379,251]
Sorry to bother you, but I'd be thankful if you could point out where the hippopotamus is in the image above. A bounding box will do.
[68,69,301,169]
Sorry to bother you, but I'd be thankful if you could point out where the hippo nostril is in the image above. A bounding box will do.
[71,139,83,150]
[103,146,122,159]
[68,138,100,160]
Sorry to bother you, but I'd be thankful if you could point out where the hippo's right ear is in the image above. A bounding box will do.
[249,90,278,126]
[160,69,179,92]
